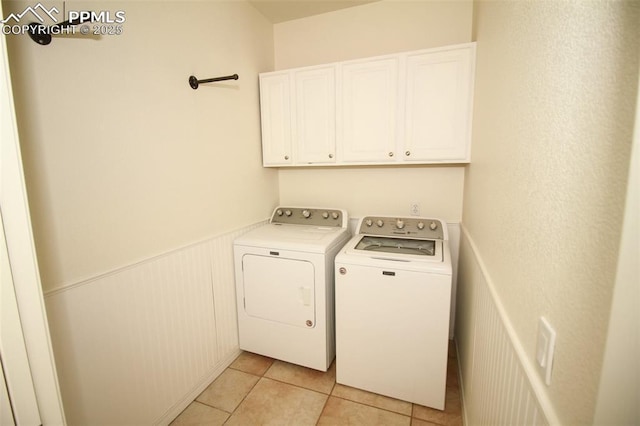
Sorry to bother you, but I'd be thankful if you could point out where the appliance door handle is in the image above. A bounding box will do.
[299,287,312,306]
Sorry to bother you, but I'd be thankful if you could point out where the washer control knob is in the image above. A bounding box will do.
[322,211,329,219]
[429,221,438,231]
[302,209,311,218]
[365,219,373,227]
[376,219,384,227]
[396,219,405,229]
[284,210,292,217]
[332,212,340,219]
[417,221,425,230]
[276,209,283,216]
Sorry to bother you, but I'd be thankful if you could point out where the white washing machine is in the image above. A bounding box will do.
[234,206,349,372]
[335,216,452,409]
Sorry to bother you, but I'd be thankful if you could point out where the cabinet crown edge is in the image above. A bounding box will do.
[260,42,476,76]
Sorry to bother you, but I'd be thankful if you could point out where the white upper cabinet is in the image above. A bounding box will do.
[294,66,336,164]
[402,45,474,162]
[259,42,476,167]
[338,57,399,163]
[259,72,293,166]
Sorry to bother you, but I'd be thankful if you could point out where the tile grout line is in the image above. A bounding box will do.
[225,365,424,422]
[221,362,275,424]
[315,378,338,425]
[183,354,461,425]
[329,393,414,419]
[227,359,332,425]
[256,375,331,394]
[223,376,261,425]
[228,362,414,422]
[190,366,267,424]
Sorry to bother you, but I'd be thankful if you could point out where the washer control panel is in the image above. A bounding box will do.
[270,207,347,228]
[359,216,445,240]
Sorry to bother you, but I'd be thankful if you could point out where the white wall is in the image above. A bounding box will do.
[274,0,473,222]
[4,1,279,292]
[459,1,639,424]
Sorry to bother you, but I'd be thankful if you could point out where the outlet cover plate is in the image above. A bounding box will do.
[536,317,556,386]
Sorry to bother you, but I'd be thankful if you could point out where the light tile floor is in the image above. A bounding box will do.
[171,341,462,426]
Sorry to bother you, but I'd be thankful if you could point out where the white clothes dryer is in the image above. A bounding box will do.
[234,207,349,371]
[335,216,452,409]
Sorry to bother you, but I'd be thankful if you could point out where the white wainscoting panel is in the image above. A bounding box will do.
[456,227,560,426]
[44,221,265,425]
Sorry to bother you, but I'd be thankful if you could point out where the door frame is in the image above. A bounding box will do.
[0,3,66,423]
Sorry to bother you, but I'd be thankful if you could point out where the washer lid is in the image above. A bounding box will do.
[234,223,350,253]
[354,236,437,257]
[342,234,445,264]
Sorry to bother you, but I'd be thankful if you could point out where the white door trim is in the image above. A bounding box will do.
[0,3,66,423]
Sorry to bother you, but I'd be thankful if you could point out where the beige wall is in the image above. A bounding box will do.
[4,1,279,292]
[462,1,639,424]
[274,0,473,222]
[279,166,464,220]
[274,0,473,69]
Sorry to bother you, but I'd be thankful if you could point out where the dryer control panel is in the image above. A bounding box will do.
[270,207,347,228]
[358,216,445,240]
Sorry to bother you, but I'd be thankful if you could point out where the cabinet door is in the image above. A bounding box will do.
[294,66,336,164]
[403,46,474,162]
[259,72,293,166]
[339,58,399,162]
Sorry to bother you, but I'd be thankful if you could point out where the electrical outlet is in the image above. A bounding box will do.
[536,317,556,386]
[410,203,420,216]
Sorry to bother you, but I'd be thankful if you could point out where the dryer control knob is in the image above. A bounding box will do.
[396,219,405,229]
[332,212,340,219]
[302,209,311,218]
[376,220,384,227]
[417,221,425,230]
[322,211,329,219]
[285,210,292,217]
[365,219,373,227]
[276,209,283,216]
[429,221,438,231]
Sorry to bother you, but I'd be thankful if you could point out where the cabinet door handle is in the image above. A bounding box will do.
[405,151,411,156]
[284,155,289,160]
[388,152,394,157]
[328,153,334,159]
